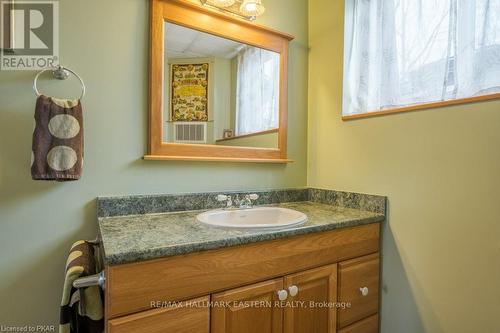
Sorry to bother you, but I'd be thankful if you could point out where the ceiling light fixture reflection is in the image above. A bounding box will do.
[239,0,265,17]
[200,0,265,21]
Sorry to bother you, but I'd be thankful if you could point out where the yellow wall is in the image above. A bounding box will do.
[308,0,500,332]
[0,0,308,326]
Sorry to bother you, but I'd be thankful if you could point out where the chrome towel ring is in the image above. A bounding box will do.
[33,65,86,100]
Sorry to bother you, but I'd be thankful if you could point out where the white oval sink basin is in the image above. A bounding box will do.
[197,207,307,231]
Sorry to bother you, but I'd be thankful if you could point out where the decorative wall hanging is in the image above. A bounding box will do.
[171,63,209,122]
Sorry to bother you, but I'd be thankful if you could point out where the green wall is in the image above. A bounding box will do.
[308,0,500,332]
[0,0,308,325]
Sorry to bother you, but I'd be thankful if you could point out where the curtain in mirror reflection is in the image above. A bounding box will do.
[235,46,280,136]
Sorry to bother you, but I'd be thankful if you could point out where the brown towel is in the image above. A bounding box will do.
[59,241,104,333]
[31,95,83,181]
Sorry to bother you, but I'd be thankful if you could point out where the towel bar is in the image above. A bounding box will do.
[73,271,105,289]
[86,237,100,245]
[72,237,105,289]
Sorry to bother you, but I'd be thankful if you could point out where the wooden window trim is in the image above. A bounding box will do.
[342,92,500,121]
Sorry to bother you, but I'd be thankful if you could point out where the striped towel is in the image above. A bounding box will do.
[59,241,104,333]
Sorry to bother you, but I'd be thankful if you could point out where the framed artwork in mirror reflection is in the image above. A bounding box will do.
[170,62,209,122]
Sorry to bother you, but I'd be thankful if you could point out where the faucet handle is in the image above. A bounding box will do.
[217,194,233,208]
[216,194,229,202]
[248,194,259,201]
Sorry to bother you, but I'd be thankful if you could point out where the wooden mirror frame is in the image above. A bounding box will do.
[145,0,294,163]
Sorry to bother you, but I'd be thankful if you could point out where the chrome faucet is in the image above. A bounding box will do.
[216,194,233,208]
[216,194,259,210]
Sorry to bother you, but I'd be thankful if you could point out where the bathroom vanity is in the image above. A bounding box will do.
[97,189,386,332]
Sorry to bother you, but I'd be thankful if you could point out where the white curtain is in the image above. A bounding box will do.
[236,46,280,135]
[343,0,500,116]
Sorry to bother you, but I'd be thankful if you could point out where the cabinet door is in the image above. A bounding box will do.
[284,264,338,333]
[211,278,284,333]
[338,253,379,328]
[107,296,209,333]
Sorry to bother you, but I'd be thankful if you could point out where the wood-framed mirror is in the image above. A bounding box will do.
[145,0,294,163]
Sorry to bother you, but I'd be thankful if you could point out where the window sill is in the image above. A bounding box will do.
[342,92,500,120]
[215,128,279,143]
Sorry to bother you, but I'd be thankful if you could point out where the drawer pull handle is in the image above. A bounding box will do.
[277,289,288,301]
[359,287,369,296]
[288,285,299,297]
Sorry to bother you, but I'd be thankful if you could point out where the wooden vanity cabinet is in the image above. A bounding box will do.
[105,223,381,333]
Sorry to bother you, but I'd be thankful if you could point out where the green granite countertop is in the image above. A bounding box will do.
[98,201,385,266]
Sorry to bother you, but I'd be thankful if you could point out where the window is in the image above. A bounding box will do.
[343,0,500,118]
[236,46,280,135]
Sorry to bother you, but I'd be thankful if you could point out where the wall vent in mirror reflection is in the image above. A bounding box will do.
[163,22,280,149]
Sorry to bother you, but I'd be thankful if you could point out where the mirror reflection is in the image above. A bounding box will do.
[163,22,280,148]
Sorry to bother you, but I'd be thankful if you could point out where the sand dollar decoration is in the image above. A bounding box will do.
[48,114,81,139]
[47,146,78,171]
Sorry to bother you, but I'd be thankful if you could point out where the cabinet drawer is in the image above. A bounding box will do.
[339,314,379,333]
[338,253,379,328]
[107,296,209,333]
